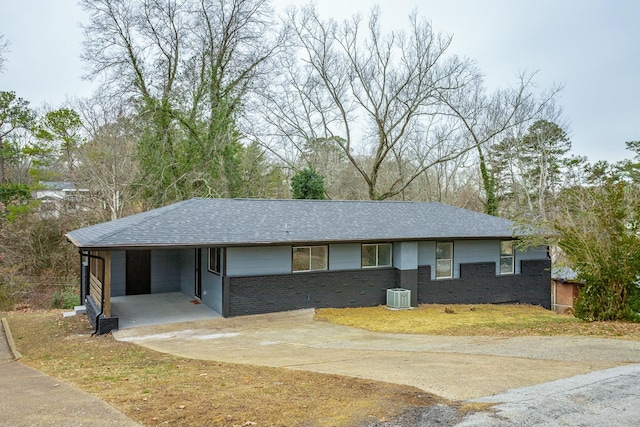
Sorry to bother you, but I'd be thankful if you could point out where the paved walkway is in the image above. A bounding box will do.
[0,319,142,427]
[113,309,640,401]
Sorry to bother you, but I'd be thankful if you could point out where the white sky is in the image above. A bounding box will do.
[1,0,638,163]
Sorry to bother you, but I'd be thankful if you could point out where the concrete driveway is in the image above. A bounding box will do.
[112,309,640,401]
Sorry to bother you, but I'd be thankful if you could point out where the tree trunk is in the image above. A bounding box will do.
[0,137,5,184]
[477,145,498,216]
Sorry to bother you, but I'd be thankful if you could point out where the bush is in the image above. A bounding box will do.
[0,280,20,311]
[50,286,80,309]
[558,180,640,322]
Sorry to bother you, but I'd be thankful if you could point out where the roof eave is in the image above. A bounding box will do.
[65,234,522,251]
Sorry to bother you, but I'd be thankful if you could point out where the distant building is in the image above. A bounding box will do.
[551,267,584,313]
[33,181,90,216]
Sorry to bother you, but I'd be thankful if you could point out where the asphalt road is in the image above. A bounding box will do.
[458,364,640,426]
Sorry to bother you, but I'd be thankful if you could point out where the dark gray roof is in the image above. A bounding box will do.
[66,198,523,249]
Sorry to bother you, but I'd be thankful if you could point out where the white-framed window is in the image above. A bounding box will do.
[208,247,222,274]
[361,243,392,268]
[292,246,328,272]
[436,242,453,279]
[500,240,515,275]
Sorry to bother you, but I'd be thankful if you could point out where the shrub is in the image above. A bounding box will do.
[558,180,640,322]
[0,281,19,311]
[50,286,79,309]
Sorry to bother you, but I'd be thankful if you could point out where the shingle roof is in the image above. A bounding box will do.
[65,198,523,249]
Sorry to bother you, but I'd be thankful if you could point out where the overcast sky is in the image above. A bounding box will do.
[1,0,638,163]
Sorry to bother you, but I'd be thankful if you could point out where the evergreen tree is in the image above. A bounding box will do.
[291,167,326,199]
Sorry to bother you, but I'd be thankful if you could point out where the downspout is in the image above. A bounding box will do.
[78,250,83,306]
[80,250,106,336]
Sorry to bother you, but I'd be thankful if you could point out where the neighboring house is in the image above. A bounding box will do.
[33,181,90,215]
[65,198,551,334]
[551,267,584,313]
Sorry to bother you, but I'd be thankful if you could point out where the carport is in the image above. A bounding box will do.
[111,292,221,329]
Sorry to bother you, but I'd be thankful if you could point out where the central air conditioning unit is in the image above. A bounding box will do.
[387,288,411,309]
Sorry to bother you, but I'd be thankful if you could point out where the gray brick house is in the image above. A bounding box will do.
[66,198,551,334]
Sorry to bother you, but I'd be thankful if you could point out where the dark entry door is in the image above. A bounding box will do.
[195,248,202,298]
[126,250,151,295]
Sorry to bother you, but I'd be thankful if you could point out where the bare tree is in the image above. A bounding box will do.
[260,5,479,200]
[73,95,139,220]
[80,0,285,205]
[0,33,9,73]
[437,71,562,215]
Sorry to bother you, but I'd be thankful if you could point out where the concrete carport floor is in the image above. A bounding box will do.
[111,292,221,328]
[112,309,640,401]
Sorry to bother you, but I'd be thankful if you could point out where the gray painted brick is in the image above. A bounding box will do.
[227,268,397,316]
[417,259,551,308]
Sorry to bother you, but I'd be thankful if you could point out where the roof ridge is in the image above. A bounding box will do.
[227,198,442,204]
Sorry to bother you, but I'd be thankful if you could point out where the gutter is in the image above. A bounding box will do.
[62,235,522,252]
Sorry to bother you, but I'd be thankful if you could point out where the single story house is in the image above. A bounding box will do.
[65,198,551,334]
[33,181,90,217]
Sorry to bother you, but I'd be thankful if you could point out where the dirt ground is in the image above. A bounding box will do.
[113,309,640,400]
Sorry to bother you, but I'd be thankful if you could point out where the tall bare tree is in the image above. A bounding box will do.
[76,103,139,221]
[437,71,562,215]
[80,0,285,206]
[260,5,478,200]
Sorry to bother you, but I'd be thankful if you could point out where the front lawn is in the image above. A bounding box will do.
[315,304,640,339]
[3,310,449,427]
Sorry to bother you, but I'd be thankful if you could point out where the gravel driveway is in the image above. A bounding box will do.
[113,309,640,401]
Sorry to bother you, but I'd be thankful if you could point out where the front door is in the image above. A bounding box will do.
[126,250,151,295]
[195,248,202,298]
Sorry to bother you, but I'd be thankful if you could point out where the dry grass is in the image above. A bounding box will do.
[3,310,450,427]
[315,304,640,339]
[8,305,634,426]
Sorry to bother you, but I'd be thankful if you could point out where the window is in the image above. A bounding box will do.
[436,242,453,279]
[292,246,327,272]
[500,240,514,275]
[361,243,392,268]
[208,247,222,274]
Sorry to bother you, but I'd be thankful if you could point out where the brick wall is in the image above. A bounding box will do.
[417,259,551,309]
[85,295,119,334]
[225,259,551,317]
[226,268,397,317]
[552,280,581,313]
